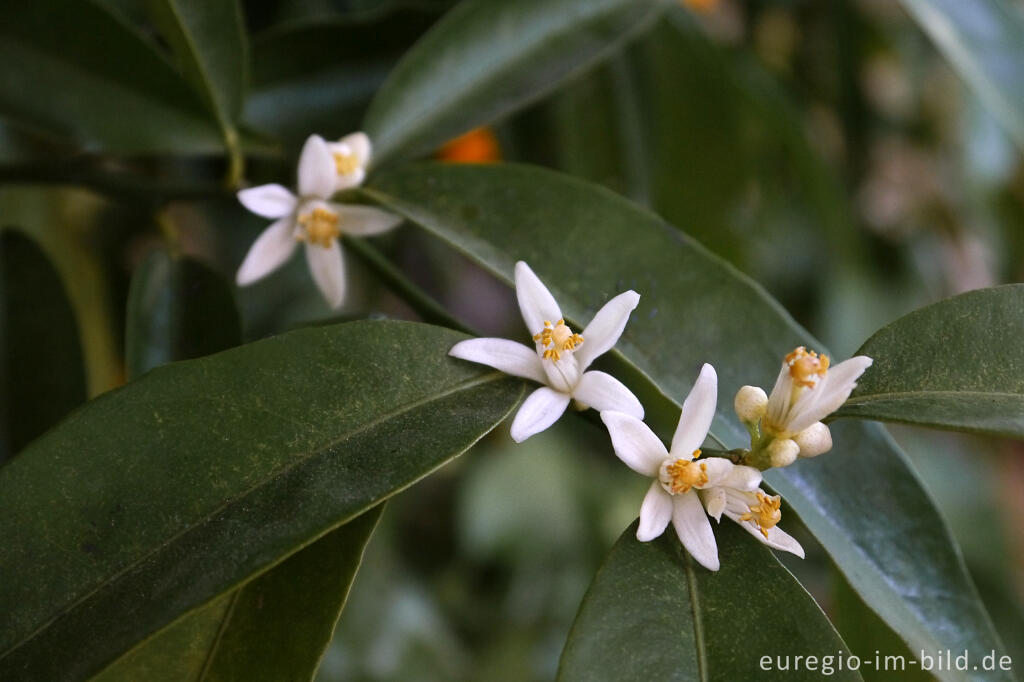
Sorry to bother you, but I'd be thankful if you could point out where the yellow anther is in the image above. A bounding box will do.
[297,207,341,248]
[333,152,359,175]
[691,449,702,459]
[533,319,583,360]
[663,458,708,494]
[785,346,830,388]
[740,493,782,538]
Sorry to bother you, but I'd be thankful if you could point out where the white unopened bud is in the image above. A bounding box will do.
[795,422,832,458]
[768,438,799,468]
[734,385,768,424]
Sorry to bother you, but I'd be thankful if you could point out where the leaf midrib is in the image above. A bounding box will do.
[0,370,508,661]
[683,551,709,682]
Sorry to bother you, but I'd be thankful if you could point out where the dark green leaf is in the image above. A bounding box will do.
[900,0,1024,150]
[95,505,384,682]
[148,0,248,124]
[0,0,223,154]
[834,285,1024,438]
[0,320,522,681]
[0,229,86,463]
[363,0,667,164]
[559,521,861,682]
[364,163,1012,681]
[125,249,242,380]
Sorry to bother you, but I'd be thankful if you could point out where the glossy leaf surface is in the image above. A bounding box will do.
[365,163,1011,681]
[0,321,522,681]
[364,0,666,164]
[835,285,1024,438]
[559,521,861,682]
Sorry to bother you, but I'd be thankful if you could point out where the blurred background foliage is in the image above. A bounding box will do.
[2,0,1023,679]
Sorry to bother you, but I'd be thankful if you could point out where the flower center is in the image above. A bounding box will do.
[739,492,782,538]
[659,450,707,494]
[334,152,359,175]
[785,346,830,389]
[533,319,583,361]
[297,207,341,248]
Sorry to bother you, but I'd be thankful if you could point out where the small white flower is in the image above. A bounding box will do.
[740,346,872,461]
[699,486,804,558]
[449,261,643,442]
[326,131,371,192]
[601,364,762,571]
[236,134,401,308]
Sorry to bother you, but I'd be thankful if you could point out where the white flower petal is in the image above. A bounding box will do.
[304,240,345,308]
[728,514,805,558]
[514,261,561,335]
[789,355,873,432]
[448,338,546,383]
[297,134,336,199]
[573,371,643,418]
[574,290,640,370]
[765,362,793,430]
[541,353,581,393]
[600,411,667,477]
[700,487,727,522]
[637,481,673,541]
[714,464,762,491]
[672,492,719,571]
[237,184,297,219]
[333,167,366,192]
[698,458,738,488]
[236,218,298,285]
[509,387,570,442]
[339,131,372,166]
[330,203,403,236]
[670,363,718,458]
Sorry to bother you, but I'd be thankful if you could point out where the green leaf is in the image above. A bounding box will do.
[559,521,862,681]
[834,285,1024,438]
[0,0,223,154]
[94,505,384,682]
[363,0,667,165]
[364,163,1013,681]
[0,320,522,681]
[125,249,242,380]
[148,0,248,123]
[0,229,86,463]
[900,0,1024,150]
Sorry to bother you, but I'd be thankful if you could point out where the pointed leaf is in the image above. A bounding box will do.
[0,229,86,463]
[363,0,666,164]
[834,285,1024,438]
[0,320,522,681]
[95,505,384,681]
[364,163,1013,681]
[0,0,223,154]
[559,521,861,681]
[125,249,242,380]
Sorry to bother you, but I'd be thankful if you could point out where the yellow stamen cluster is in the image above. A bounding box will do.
[532,319,583,361]
[740,493,782,538]
[297,207,341,248]
[785,346,830,388]
[663,451,708,494]
[333,152,359,175]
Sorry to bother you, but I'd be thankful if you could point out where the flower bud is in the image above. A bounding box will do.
[734,385,768,424]
[768,438,799,468]
[795,422,832,458]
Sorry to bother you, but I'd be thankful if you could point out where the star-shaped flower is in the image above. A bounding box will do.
[326,131,371,192]
[236,134,401,308]
[449,261,643,442]
[735,347,873,466]
[601,364,762,571]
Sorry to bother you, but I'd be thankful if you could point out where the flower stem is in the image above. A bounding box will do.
[343,236,477,335]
